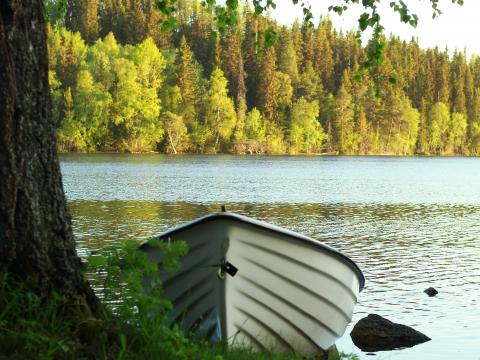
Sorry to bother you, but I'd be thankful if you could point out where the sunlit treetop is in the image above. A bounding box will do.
[48,0,464,78]
[155,0,464,73]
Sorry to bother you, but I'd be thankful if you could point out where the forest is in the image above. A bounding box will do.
[47,0,480,155]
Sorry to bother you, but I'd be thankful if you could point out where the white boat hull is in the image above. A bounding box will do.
[141,213,364,354]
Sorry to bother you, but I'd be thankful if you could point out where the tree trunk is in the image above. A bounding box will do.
[168,130,178,154]
[0,1,97,312]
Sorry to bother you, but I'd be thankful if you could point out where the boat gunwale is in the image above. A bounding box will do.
[140,212,365,291]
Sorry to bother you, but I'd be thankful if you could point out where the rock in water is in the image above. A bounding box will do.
[350,314,431,352]
[424,287,438,297]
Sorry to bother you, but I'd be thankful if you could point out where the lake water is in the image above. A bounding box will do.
[60,154,480,360]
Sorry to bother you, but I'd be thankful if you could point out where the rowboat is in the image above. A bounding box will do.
[140,211,365,354]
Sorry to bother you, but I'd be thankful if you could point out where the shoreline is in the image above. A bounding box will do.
[58,151,480,158]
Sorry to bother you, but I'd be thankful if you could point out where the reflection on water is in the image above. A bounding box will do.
[62,155,480,360]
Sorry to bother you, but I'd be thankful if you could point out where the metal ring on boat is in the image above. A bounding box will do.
[217,266,226,280]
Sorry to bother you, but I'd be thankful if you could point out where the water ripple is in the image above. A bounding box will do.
[62,155,480,360]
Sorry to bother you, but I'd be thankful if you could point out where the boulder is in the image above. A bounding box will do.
[424,287,438,297]
[350,314,431,352]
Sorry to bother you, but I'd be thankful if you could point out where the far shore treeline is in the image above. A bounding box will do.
[47,0,480,155]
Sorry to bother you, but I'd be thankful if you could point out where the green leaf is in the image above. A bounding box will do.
[87,255,108,268]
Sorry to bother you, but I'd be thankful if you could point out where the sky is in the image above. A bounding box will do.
[270,0,480,58]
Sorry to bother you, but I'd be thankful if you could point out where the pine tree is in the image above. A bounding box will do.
[277,27,299,85]
[464,64,475,140]
[145,0,173,49]
[405,38,423,108]
[124,0,147,44]
[234,96,247,141]
[291,20,303,69]
[313,18,334,92]
[435,49,450,104]
[176,36,203,125]
[416,99,429,154]
[187,0,215,76]
[66,0,100,44]
[49,28,87,91]
[334,84,356,154]
[450,51,467,115]
[301,21,314,69]
[296,61,322,102]
[233,50,248,142]
[355,106,369,154]
[258,46,278,121]
[99,0,128,43]
[320,93,336,153]
[412,52,435,110]
[471,56,480,88]
[243,8,265,110]
[221,28,246,101]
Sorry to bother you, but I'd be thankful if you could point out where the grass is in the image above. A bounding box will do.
[0,240,359,360]
[0,276,106,359]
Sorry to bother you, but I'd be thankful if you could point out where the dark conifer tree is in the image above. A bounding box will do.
[66,0,100,43]
[277,27,299,86]
[258,46,278,121]
[313,18,334,92]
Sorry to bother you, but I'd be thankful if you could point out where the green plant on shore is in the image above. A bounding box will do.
[87,238,197,359]
[0,276,78,359]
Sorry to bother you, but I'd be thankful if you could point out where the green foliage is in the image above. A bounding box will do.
[57,87,87,151]
[334,84,357,155]
[0,277,79,359]
[88,239,193,359]
[289,98,326,153]
[73,69,112,150]
[110,39,166,152]
[448,112,467,154]
[66,0,100,43]
[428,102,450,154]
[48,26,87,89]
[296,61,322,102]
[204,68,238,151]
[50,1,477,155]
[266,122,287,154]
[163,108,188,154]
[277,28,299,85]
[389,96,420,155]
[44,0,67,25]
[244,107,266,141]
